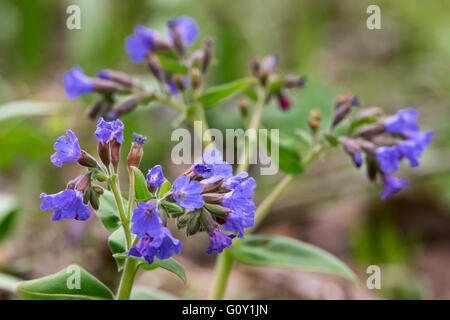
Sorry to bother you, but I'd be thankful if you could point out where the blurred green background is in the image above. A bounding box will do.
[0,0,449,299]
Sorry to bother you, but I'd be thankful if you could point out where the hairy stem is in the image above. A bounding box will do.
[236,89,266,174]
[127,167,135,221]
[116,257,138,300]
[110,176,132,249]
[211,249,234,300]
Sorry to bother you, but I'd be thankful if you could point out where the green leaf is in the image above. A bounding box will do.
[198,77,255,107]
[0,100,57,122]
[0,273,21,293]
[263,131,304,175]
[96,190,121,231]
[131,166,152,202]
[108,228,126,271]
[16,264,114,300]
[0,194,18,242]
[158,181,172,199]
[157,55,188,74]
[160,200,184,215]
[139,258,186,284]
[229,235,357,283]
[130,286,176,300]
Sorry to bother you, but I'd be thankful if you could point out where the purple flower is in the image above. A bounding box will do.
[397,131,434,167]
[63,66,94,99]
[125,25,159,63]
[94,117,124,144]
[172,176,204,211]
[130,202,162,238]
[167,16,199,46]
[40,189,91,221]
[50,130,82,167]
[375,146,401,173]
[380,173,410,200]
[128,229,182,264]
[222,177,256,238]
[147,165,165,188]
[206,229,235,254]
[133,133,147,146]
[193,148,233,183]
[223,172,248,190]
[384,108,420,136]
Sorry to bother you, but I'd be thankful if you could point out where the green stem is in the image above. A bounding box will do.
[116,257,138,300]
[110,176,132,249]
[210,142,329,299]
[127,167,135,221]
[211,250,234,300]
[236,89,266,174]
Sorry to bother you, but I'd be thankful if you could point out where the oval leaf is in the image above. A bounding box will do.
[229,234,357,283]
[131,166,152,201]
[160,200,184,215]
[131,286,177,300]
[108,228,126,271]
[198,77,255,108]
[0,194,18,242]
[16,264,114,300]
[0,100,57,122]
[157,55,188,74]
[158,181,172,199]
[96,190,121,231]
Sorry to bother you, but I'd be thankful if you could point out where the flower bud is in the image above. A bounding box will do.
[110,138,121,172]
[200,209,218,233]
[97,69,133,87]
[203,203,230,218]
[92,185,104,195]
[340,137,362,168]
[145,54,165,82]
[308,109,322,134]
[360,141,377,154]
[168,23,185,54]
[238,98,249,119]
[75,172,92,194]
[177,213,191,229]
[357,106,382,119]
[89,189,100,210]
[356,123,385,137]
[190,68,201,90]
[86,98,112,120]
[331,94,360,128]
[186,212,201,236]
[202,193,224,204]
[92,78,122,95]
[106,95,147,120]
[285,75,306,89]
[173,74,186,92]
[97,141,110,167]
[277,91,291,111]
[127,133,147,168]
[200,179,223,193]
[77,150,100,169]
[201,38,213,73]
[250,58,261,78]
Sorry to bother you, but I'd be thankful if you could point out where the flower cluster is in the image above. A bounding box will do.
[138,148,256,255]
[40,118,256,265]
[62,16,212,122]
[335,100,434,200]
